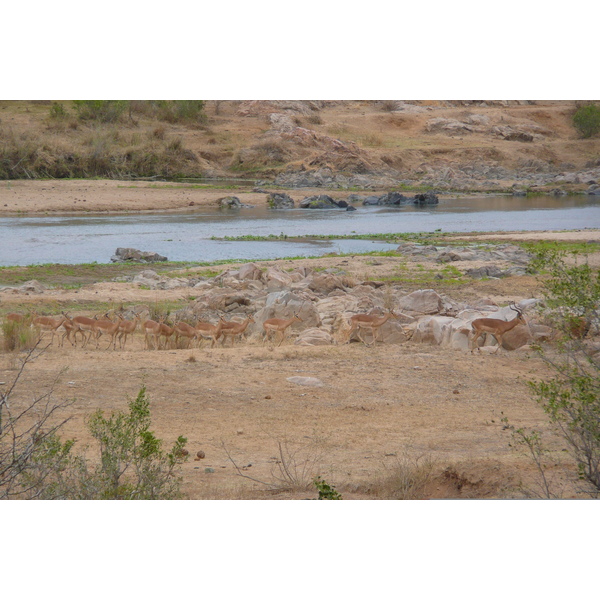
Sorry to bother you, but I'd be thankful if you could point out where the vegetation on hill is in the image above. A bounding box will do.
[0,100,598,188]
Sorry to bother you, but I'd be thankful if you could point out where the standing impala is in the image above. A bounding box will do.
[469,303,527,353]
[219,314,255,347]
[93,313,123,350]
[31,311,69,345]
[347,310,399,346]
[262,312,303,346]
[195,319,224,348]
[142,316,164,350]
[173,321,199,349]
[117,313,141,350]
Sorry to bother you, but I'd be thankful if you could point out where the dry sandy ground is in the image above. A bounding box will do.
[1,319,566,500]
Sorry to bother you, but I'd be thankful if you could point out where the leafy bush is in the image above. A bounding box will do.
[48,102,68,120]
[527,247,600,495]
[573,104,600,138]
[1,354,188,499]
[73,100,128,123]
[314,476,342,499]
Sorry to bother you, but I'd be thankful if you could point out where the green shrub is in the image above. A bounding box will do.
[73,100,128,123]
[573,104,600,138]
[314,476,342,499]
[528,247,600,496]
[48,102,68,120]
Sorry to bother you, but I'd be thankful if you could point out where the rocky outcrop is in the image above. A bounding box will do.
[299,194,350,209]
[218,196,254,209]
[361,191,439,206]
[111,248,167,263]
[267,192,295,209]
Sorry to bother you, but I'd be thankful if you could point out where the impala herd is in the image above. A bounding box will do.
[3,303,529,352]
[4,309,309,351]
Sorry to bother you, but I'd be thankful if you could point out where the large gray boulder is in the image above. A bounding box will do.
[299,194,340,209]
[218,196,254,209]
[111,248,167,263]
[398,289,444,315]
[267,192,295,209]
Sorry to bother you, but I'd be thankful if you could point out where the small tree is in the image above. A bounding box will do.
[527,246,600,496]
[572,104,600,139]
[1,352,188,500]
[85,385,188,499]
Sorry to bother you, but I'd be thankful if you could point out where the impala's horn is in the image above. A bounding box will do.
[510,302,523,316]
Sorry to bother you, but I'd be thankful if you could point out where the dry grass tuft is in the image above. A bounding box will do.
[1,320,38,353]
[365,452,436,499]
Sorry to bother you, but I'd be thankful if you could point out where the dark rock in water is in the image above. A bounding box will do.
[346,205,357,211]
[363,195,382,205]
[218,196,254,209]
[413,192,439,205]
[335,200,349,208]
[379,191,411,205]
[299,194,340,209]
[111,248,168,263]
[268,192,295,209]
[551,188,567,197]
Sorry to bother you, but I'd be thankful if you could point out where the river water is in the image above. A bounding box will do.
[1,195,599,267]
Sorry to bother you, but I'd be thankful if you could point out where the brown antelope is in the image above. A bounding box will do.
[469,303,527,353]
[158,321,176,350]
[117,314,141,350]
[263,312,303,346]
[142,316,164,350]
[6,312,30,324]
[71,314,100,348]
[173,321,198,349]
[93,313,123,350]
[219,314,255,347]
[347,310,399,346]
[195,319,224,348]
[59,312,87,347]
[31,311,69,345]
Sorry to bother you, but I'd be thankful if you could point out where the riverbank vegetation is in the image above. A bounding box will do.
[1,101,598,193]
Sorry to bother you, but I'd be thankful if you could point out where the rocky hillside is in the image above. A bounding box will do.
[1,100,599,193]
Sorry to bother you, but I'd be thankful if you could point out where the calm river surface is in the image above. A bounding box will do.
[1,195,599,267]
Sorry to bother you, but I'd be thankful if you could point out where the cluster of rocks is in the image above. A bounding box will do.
[111,248,168,263]
[265,191,438,210]
[395,242,532,278]
[0,280,48,295]
[120,262,549,351]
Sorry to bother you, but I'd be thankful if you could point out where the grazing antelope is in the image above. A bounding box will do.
[262,312,303,346]
[469,303,527,353]
[117,314,141,350]
[219,314,255,347]
[31,311,69,345]
[195,319,224,348]
[347,310,399,346]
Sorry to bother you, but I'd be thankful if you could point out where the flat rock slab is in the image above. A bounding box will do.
[286,376,324,387]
